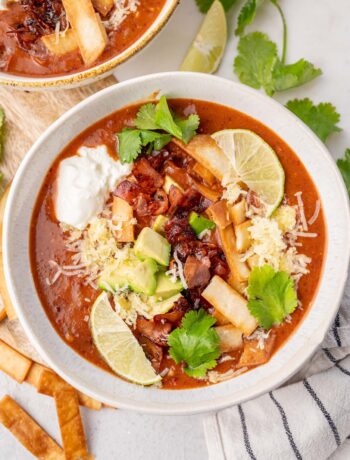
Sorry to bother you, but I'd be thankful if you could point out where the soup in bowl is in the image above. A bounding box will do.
[3,73,349,413]
[0,0,178,88]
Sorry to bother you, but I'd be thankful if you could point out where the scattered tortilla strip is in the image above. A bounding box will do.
[202,276,257,336]
[207,200,231,229]
[54,387,91,460]
[92,0,114,16]
[37,369,102,411]
[192,161,216,186]
[192,179,221,202]
[42,29,78,56]
[212,308,230,326]
[238,335,276,368]
[218,224,250,283]
[0,395,64,459]
[112,196,135,242]
[0,302,6,321]
[172,136,232,181]
[235,220,251,253]
[215,325,243,352]
[25,363,51,387]
[229,199,247,226]
[62,0,107,65]
[227,272,247,296]
[0,339,32,382]
[7,318,46,364]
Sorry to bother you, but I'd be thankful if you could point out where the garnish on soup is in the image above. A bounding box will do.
[30,96,326,388]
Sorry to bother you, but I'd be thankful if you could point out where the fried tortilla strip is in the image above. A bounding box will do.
[237,334,276,368]
[0,340,32,382]
[0,302,6,321]
[202,276,257,336]
[42,29,78,56]
[37,369,102,411]
[62,0,107,65]
[212,308,230,326]
[112,196,135,243]
[54,387,91,460]
[92,0,114,16]
[235,220,252,253]
[207,200,232,229]
[0,395,64,459]
[215,325,243,352]
[218,223,250,283]
[25,362,51,387]
[172,136,232,181]
[228,199,247,226]
[192,161,216,186]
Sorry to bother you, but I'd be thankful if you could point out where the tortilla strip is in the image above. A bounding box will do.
[42,29,78,56]
[62,0,107,64]
[112,196,135,243]
[192,161,216,186]
[238,335,276,368]
[92,0,114,16]
[54,387,91,460]
[172,136,232,182]
[206,200,232,229]
[215,325,243,352]
[0,395,64,459]
[0,339,32,382]
[0,302,6,321]
[37,369,102,411]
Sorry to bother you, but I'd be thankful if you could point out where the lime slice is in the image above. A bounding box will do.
[180,0,227,73]
[212,129,285,215]
[90,293,161,386]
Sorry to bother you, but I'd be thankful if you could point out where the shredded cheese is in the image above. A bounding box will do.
[173,250,188,289]
[308,200,321,226]
[103,0,140,29]
[295,192,308,231]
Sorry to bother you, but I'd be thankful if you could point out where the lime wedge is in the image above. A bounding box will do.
[90,293,161,386]
[212,129,285,215]
[180,0,227,73]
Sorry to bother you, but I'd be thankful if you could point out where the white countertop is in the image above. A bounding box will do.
[1,0,350,458]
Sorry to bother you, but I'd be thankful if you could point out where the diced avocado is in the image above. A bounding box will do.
[134,227,171,266]
[148,294,183,316]
[152,215,169,236]
[154,273,183,300]
[98,258,158,296]
[163,175,183,194]
[189,211,216,236]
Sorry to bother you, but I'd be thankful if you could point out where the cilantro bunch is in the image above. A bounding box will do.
[247,265,298,329]
[116,96,200,164]
[168,309,221,378]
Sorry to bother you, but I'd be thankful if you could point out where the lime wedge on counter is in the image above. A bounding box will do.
[212,129,285,215]
[90,293,161,386]
[180,0,227,73]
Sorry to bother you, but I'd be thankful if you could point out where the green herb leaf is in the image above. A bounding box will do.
[234,32,278,96]
[195,0,238,14]
[286,98,341,142]
[176,114,200,144]
[154,96,183,139]
[135,103,158,130]
[247,265,298,329]
[117,129,143,164]
[235,0,263,36]
[0,107,5,161]
[337,149,350,197]
[272,59,322,92]
[168,309,220,378]
[189,212,216,236]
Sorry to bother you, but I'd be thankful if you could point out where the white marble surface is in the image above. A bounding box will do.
[1,0,350,458]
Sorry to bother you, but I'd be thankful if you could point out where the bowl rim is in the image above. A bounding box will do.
[3,72,350,415]
[0,0,179,89]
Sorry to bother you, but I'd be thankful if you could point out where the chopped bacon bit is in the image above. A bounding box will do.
[114,180,141,205]
[165,216,196,246]
[136,317,172,347]
[132,157,164,192]
[138,336,163,372]
[184,255,211,289]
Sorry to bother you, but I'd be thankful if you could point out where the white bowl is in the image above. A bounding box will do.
[3,73,350,414]
[0,1,178,90]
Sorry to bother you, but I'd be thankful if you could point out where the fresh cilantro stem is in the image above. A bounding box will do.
[271,0,287,64]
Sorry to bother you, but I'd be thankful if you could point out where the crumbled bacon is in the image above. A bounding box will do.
[184,256,211,289]
[132,158,164,193]
[114,180,142,205]
[165,216,196,246]
[154,297,191,327]
[136,317,172,347]
[138,336,163,372]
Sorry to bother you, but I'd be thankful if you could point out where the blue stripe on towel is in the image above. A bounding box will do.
[332,313,342,347]
[238,405,257,460]
[323,349,350,376]
[303,379,341,447]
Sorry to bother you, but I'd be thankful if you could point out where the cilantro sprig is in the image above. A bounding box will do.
[337,149,350,197]
[116,96,200,164]
[247,265,298,329]
[234,32,321,96]
[286,99,341,142]
[168,309,220,378]
[195,0,237,14]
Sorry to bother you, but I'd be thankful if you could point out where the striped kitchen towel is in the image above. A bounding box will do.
[204,272,350,460]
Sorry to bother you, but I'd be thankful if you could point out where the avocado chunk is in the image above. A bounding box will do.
[148,293,183,316]
[152,215,169,236]
[134,227,171,266]
[98,257,158,296]
[189,211,216,236]
[154,273,183,300]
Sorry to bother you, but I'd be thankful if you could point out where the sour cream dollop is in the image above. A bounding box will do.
[55,145,132,230]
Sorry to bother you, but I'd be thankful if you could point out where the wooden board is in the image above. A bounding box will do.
[0,76,117,364]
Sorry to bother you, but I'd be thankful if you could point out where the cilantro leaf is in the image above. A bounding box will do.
[234,32,278,96]
[247,265,298,329]
[195,0,238,14]
[272,59,322,92]
[168,309,220,378]
[135,103,158,130]
[337,149,350,197]
[286,98,341,142]
[176,114,200,143]
[117,128,143,163]
[0,107,5,161]
[235,0,264,36]
[154,96,183,139]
